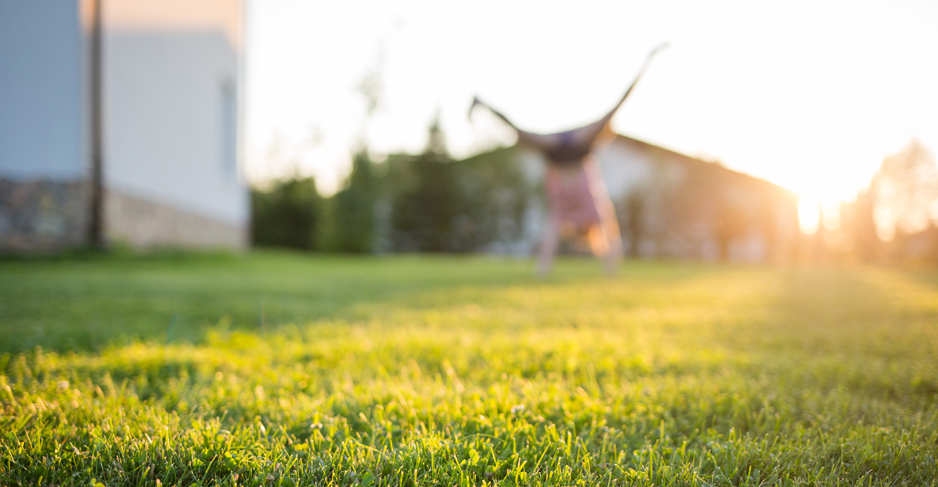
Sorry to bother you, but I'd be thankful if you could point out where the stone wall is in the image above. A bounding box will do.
[105,190,247,250]
[0,179,90,252]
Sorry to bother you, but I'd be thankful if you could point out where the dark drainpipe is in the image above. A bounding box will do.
[88,0,104,249]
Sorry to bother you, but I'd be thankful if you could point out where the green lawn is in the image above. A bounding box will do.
[1,252,937,486]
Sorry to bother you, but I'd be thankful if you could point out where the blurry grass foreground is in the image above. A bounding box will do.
[1,254,938,485]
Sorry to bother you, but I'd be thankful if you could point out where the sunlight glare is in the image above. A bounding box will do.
[798,195,821,235]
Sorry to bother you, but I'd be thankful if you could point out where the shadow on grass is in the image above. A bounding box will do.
[0,251,713,354]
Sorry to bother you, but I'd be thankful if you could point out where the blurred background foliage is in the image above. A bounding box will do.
[250,175,322,251]
[322,148,381,253]
[250,125,938,265]
[251,119,533,254]
[811,138,938,265]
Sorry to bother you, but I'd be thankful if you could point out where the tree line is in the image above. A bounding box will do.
[254,124,938,264]
[803,139,938,264]
[251,120,531,253]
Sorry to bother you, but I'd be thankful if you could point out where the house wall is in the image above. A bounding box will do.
[0,179,89,252]
[603,136,798,262]
[595,139,657,201]
[0,0,249,252]
[102,0,248,248]
[507,136,798,262]
[0,0,86,181]
[105,188,246,249]
[0,1,90,251]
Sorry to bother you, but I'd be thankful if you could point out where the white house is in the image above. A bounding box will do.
[0,0,248,251]
[377,133,798,262]
[475,135,799,262]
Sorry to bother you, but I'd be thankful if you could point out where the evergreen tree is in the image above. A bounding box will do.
[448,146,531,252]
[251,176,321,250]
[329,148,380,252]
[390,118,460,251]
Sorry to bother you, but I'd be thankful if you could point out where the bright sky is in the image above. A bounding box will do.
[245,0,938,230]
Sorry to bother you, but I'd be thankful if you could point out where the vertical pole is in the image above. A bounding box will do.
[88,0,104,249]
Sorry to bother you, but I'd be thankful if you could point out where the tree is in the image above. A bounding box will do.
[327,148,380,252]
[323,56,385,253]
[251,176,322,250]
[389,118,461,252]
[871,139,938,241]
[839,189,881,262]
[622,187,651,258]
[449,146,531,252]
